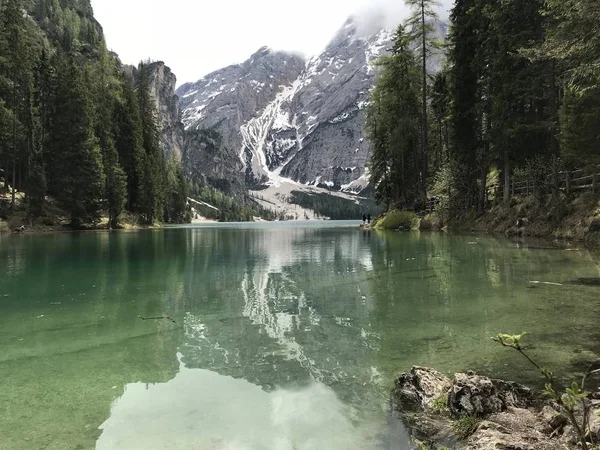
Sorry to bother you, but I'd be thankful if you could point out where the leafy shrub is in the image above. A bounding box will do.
[0,220,9,234]
[376,210,418,230]
[452,415,480,439]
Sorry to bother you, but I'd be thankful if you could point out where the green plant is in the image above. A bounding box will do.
[432,393,449,414]
[377,210,419,230]
[414,439,427,450]
[493,332,600,450]
[0,220,9,234]
[452,415,480,439]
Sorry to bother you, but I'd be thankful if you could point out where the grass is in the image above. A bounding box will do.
[432,393,449,414]
[452,415,481,439]
[376,210,419,230]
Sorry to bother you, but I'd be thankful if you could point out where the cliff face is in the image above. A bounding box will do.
[145,62,185,160]
[177,47,306,185]
[182,129,246,197]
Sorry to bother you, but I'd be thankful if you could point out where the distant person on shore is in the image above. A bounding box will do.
[362,214,367,224]
[413,199,419,214]
[367,214,371,224]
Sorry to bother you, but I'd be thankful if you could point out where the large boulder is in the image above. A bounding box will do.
[393,366,452,412]
[448,371,533,417]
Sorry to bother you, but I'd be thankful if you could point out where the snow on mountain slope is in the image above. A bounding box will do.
[177,17,445,194]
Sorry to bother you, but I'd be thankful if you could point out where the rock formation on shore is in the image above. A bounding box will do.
[393,366,600,449]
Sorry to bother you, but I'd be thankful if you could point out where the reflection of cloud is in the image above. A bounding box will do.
[97,355,400,450]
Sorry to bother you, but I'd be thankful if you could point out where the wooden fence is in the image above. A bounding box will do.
[494,168,600,199]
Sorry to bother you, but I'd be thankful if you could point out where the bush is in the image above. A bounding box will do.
[0,219,9,234]
[376,210,419,230]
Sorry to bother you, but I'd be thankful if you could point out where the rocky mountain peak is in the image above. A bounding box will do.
[177,16,446,194]
[250,46,271,59]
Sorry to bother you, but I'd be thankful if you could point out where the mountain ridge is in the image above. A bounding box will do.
[176,16,407,194]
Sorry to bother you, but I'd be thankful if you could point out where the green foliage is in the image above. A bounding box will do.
[49,56,104,226]
[452,415,480,440]
[560,86,600,166]
[288,190,380,220]
[432,393,449,414]
[188,182,275,222]
[493,332,600,450]
[376,210,419,230]
[163,153,189,223]
[367,25,423,208]
[0,1,189,228]
[542,0,600,95]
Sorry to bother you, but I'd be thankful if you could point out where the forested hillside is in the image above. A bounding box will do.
[0,0,188,229]
[368,0,600,222]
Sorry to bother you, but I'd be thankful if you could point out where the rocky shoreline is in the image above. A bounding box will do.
[392,367,600,449]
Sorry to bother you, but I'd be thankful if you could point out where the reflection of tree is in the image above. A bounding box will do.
[0,231,186,450]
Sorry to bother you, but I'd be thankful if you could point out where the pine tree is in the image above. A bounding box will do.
[48,55,103,226]
[163,153,188,223]
[0,0,31,207]
[90,45,128,227]
[543,0,600,94]
[448,0,482,211]
[367,25,422,208]
[405,0,440,199]
[431,69,450,167]
[115,73,145,213]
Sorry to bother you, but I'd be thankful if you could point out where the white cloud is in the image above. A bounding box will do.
[91,0,453,86]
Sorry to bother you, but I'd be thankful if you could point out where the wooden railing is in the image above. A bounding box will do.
[494,167,600,198]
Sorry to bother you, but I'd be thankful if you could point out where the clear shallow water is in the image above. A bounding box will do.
[1,222,600,449]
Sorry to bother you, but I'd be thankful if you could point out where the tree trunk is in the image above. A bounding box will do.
[503,149,510,204]
[420,0,429,199]
[478,166,487,215]
[11,88,17,210]
[11,155,16,210]
[551,165,559,203]
[3,158,8,192]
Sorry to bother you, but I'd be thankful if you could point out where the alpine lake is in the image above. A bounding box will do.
[1,221,600,449]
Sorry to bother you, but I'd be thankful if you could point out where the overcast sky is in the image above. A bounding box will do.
[91,0,453,86]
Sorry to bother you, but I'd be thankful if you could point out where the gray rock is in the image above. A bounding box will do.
[538,405,567,433]
[468,415,569,450]
[177,47,305,186]
[448,371,533,418]
[393,366,452,412]
[182,129,246,198]
[145,62,185,160]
